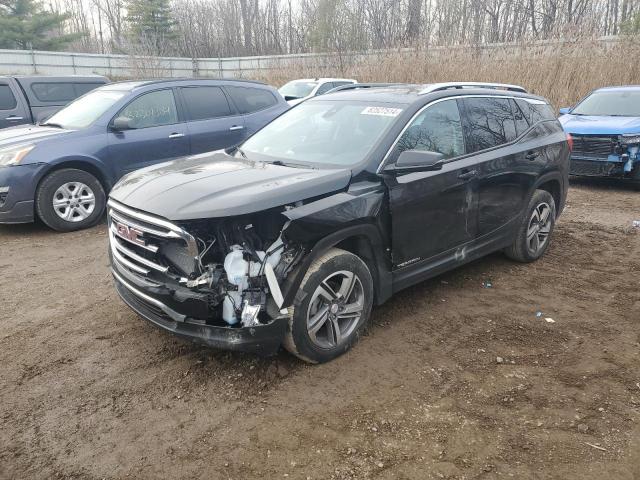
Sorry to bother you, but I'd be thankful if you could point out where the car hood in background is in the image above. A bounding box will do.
[0,124,73,149]
[559,114,640,135]
[109,151,352,221]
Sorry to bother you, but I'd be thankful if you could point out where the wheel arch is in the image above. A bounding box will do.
[531,172,565,217]
[35,157,112,196]
[280,224,393,309]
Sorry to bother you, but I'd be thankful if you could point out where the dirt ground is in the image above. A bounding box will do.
[1,179,639,480]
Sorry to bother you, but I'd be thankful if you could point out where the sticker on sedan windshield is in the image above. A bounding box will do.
[361,106,403,117]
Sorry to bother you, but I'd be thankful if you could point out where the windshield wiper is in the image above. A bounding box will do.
[40,122,64,128]
[235,147,248,159]
[268,159,314,169]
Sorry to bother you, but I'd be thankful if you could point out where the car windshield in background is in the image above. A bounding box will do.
[44,89,126,129]
[278,81,317,99]
[571,90,640,116]
[241,101,403,167]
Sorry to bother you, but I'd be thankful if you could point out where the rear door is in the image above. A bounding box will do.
[178,85,245,154]
[385,98,478,268]
[459,96,536,238]
[225,85,285,137]
[0,80,29,129]
[107,88,189,176]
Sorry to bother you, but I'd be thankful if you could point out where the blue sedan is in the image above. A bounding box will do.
[0,79,289,231]
[559,86,640,186]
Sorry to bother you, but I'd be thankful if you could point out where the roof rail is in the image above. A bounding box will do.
[419,82,527,94]
[326,82,405,94]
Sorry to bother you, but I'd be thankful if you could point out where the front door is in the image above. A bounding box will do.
[107,89,189,178]
[384,98,478,268]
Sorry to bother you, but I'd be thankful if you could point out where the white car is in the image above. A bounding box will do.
[278,78,358,105]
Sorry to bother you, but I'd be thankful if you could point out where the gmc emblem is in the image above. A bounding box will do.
[114,222,145,246]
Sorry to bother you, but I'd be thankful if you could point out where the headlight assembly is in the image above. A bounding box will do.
[0,144,35,166]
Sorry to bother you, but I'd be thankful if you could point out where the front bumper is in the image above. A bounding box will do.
[569,156,640,181]
[0,164,42,224]
[112,269,288,356]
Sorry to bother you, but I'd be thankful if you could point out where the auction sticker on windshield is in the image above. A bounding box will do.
[361,106,403,117]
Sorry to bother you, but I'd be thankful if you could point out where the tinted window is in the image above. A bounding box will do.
[396,99,465,159]
[74,83,103,97]
[316,82,335,95]
[226,86,277,114]
[332,81,353,88]
[31,83,76,102]
[0,85,17,110]
[119,89,178,129]
[511,99,529,135]
[515,99,555,125]
[462,97,517,152]
[182,86,231,121]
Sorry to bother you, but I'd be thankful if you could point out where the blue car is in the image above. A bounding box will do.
[559,86,640,186]
[0,79,289,231]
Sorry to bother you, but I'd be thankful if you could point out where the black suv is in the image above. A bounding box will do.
[108,82,570,363]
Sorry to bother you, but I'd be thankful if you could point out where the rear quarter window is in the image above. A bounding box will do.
[226,86,277,114]
[515,98,556,125]
[0,85,17,110]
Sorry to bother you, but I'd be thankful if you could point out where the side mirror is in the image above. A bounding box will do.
[112,116,132,131]
[388,150,445,173]
[558,107,571,115]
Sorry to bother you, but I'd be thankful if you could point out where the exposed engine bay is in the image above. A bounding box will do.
[173,207,304,328]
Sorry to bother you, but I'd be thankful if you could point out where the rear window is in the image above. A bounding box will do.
[226,86,277,114]
[461,97,517,152]
[31,83,76,102]
[0,85,17,110]
[515,99,555,125]
[74,83,104,97]
[181,86,232,121]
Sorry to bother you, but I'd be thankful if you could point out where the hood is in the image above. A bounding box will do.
[0,124,73,149]
[559,114,640,135]
[109,151,352,221]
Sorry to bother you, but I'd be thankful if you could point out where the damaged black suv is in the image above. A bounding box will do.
[108,82,570,363]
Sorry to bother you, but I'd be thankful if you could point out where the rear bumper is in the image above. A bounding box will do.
[112,269,288,356]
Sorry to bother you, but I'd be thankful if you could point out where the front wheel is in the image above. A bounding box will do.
[36,168,106,232]
[283,248,374,363]
[505,189,556,263]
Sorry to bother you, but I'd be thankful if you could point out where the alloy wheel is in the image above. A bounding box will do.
[526,202,552,255]
[52,182,96,222]
[306,270,364,349]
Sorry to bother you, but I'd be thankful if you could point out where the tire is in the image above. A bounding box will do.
[283,248,374,364]
[36,168,106,232]
[505,189,556,263]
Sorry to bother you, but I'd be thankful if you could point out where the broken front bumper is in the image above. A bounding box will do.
[112,268,288,356]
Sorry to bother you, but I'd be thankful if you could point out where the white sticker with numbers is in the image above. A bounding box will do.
[360,106,403,117]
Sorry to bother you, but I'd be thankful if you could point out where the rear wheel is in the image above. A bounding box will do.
[283,248,374,363]
[505,189,556,263]
[36,169,106,232]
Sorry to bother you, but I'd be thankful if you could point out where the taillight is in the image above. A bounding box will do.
[566,133,573,152]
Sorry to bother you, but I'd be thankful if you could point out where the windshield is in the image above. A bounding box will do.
[44,89,126,129]
[571,90,640,116]
[241,101,403,167]
[278,81,318,99]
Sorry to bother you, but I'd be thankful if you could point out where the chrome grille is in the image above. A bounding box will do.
[107,199,198,278]
[571,135,617,158]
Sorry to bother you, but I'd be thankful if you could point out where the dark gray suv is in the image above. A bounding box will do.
[108,82,570,363]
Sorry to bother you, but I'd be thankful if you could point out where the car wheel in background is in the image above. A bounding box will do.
[283,248,374,363]
[505,189,556,263]
[36,168,106,232]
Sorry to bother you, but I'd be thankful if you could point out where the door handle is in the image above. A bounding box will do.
[168,133,185,139]
[5,116,23,121]
[525,151,540,160]
[229,125,244,131]
[458,169,477,180]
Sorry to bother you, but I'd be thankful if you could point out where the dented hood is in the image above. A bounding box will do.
[109,151,352,220]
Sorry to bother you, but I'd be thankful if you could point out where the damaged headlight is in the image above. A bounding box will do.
[0,144,35,166]
[620,134,640,145]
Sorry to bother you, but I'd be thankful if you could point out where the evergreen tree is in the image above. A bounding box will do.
[0,0,80,50]
[125,0,176,53]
